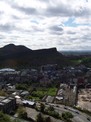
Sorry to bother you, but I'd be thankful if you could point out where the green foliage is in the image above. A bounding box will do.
[62,112,73,119]
[36,113,51,122]
[0,111,11,122]
[48,106,54,111]
[47,88,57,96]
[28,96,40,101]
[70,59,82,65]
[16,84,28,90]
[0,111,22,122]
[44,116,51,122]
[36,113,44,122]
[31,87,57,100]
[48,111,59,118]
[17,107,27,119]
[0,90,7,96]
[61,112,73,122]
[80,57,91,67]
[32,90,45,99]
[45,108,60,119]
[40,103,45,112]
[35,106,40,111]
[37,103,60,119]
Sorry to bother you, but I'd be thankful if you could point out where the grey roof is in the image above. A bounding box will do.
[46,96,54,103]
[22,100,35,105]
[0,68,15,72]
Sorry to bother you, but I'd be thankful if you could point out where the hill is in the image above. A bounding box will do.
[0,44,68,68]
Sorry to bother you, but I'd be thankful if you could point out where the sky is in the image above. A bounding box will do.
[0,0,91,51]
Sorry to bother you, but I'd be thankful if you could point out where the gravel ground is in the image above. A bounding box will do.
[77,89,91,111]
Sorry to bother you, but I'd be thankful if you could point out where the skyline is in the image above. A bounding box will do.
[0,0,91,50]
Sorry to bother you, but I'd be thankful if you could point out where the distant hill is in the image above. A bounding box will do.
[61,51,91,56]
[0,44,68,68]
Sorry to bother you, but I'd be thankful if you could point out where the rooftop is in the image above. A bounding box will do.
[0,68,15,72]
[0,96,15,105]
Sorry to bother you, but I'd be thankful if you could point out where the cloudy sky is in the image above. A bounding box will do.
[0,0,91,50]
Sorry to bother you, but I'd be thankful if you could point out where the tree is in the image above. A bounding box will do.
[36,113,44,122]
[45,116,51,122]
[40,103,45,112]
[0,111,11,122]
[48,105,54,111]
[62,112,73,122]
[17,107,27,119]
[15,84,28,90]
[0,90,7,96]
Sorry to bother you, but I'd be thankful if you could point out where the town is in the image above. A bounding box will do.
[0,64,91,122]
[0,0,90,121]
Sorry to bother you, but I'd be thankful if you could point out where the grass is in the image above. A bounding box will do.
[47,87,57,96]
[70,59,82,65]
[30,87,57,100]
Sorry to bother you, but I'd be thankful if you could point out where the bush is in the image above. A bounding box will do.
[62,112,73,122]
[31,91,44,99]
[17,107,27,119]
[45,110,60,119]
[48,106,54,111]
[0,111,11,122]
[44,105,60,119]
[40,103,45,112]
[16,84,28,90]
[0,90,7,96]
[36,113,44,122]
[45,116,51,122]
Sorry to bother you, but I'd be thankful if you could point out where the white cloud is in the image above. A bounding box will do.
[0,0,91,50]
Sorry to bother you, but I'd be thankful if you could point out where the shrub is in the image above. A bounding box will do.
[44,116,51,122]
[46,110,60,119]
[0,111,11,122]
[62,112,73,119]
[17,107,27,119]
[48,106,54,111]
[36,113,44,122]
[40,103,45,112]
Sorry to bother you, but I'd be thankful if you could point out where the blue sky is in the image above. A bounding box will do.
[64,17,91,27]
[64,17,76,27]
[0,0,91,50]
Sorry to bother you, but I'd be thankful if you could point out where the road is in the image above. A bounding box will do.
[26,107,63,122]
[46,103,91,122]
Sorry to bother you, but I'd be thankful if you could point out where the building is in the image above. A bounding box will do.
[22,100,35,108]
[0,96,16,114]
[54,84,78,106]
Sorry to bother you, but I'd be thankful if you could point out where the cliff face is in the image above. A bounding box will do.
[0,44,66,68]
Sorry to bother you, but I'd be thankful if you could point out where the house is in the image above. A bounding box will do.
[22,100,35,108]
[20,91,29,97]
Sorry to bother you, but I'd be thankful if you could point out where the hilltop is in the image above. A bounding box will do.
[0,44,68,68]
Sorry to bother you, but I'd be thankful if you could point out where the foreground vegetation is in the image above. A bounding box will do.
[16,83,57,101]
[36,103,73,122]
[0,111,21,122]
